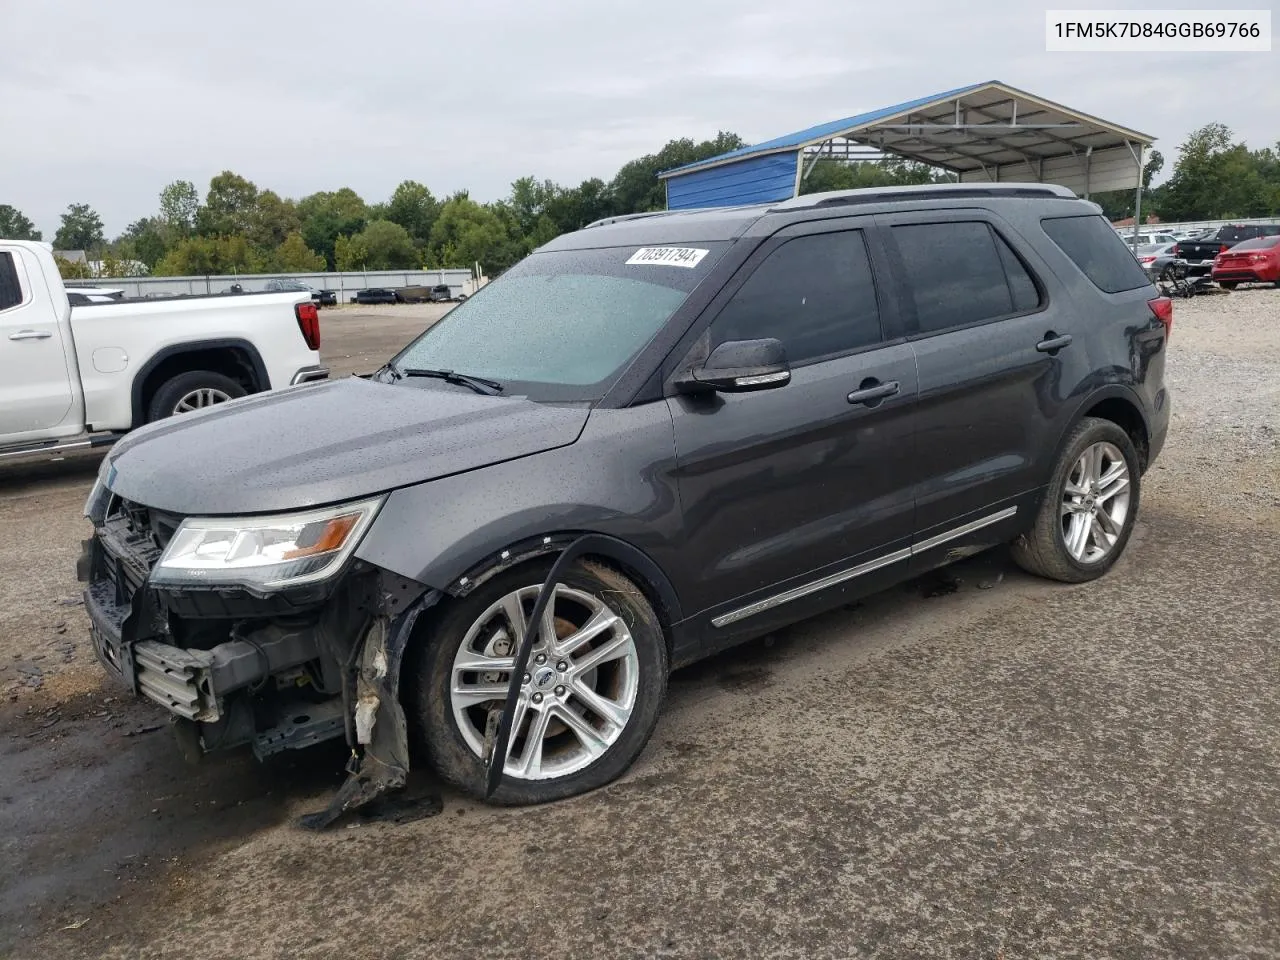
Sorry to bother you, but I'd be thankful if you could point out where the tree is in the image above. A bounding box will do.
[53,203,105,251]
[273,231,327,272]
[0,204,41,240]
[153,235,265,277]
[158,180,200,237]
[335,220,417,270]
[334,232,370,271]
[119,217,169,270]
[799,157,951,195]
[197,171,259,236]
[54,255,93,279]
[298,188,367,268]
[609,132,747,213]
[249,190,301,250]
[385,180,440,247]
[426,196,522,273]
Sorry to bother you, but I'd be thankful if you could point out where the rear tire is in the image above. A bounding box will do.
[413,558,668,805]
[1218,281,1238,290]
[146,370,246,422]
[1011,417,1141,583]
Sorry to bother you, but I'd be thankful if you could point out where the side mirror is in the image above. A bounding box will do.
[680,338,791,394]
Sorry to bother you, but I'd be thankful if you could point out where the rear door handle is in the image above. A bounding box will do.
[9,330,52,341]
[847,380,900,406]
[1036,333,1073,353]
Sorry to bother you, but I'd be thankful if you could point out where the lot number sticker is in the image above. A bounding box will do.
[625,247,709,268]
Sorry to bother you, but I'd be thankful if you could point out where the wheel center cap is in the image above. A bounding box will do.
[533,666,556,690]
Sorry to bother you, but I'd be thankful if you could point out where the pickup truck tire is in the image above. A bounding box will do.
[147,371,246,422]
[412,558,668,806]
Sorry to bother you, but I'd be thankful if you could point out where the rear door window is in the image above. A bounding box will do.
[710,230,883,365]
[889,221,1042,334]
[0,252,24,311]
[1041,215,1152,293]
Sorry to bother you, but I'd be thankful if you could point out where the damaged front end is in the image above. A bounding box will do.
[79,482,440,827]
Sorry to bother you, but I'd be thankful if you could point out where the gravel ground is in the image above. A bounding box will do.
[1,289,1277,959]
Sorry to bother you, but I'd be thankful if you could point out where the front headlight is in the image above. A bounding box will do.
[152,496,384,590]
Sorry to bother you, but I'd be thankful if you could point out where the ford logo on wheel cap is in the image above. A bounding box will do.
[534,666,556,689]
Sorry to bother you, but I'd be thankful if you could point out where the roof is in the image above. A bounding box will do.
[660,81,1156,208]
[547,183,1090,250]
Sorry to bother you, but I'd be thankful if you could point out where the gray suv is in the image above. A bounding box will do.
[81,183,1171,817]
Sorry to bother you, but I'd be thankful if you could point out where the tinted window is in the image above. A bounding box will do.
[1229,235,1280,251]
[0,253,22,311]
[711,231,881,364]
[891,222,1039,333]
[1042,215,1153,293]
[394,242,728,400]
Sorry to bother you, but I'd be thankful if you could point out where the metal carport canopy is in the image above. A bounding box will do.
[659,80,1155,210]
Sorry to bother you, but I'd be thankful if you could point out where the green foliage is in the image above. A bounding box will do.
[609,131,746,213]
[97,251,148,278]
[0,204,41,240]
[158,180,200,237]
[1156,124,1280,221]
[249,190,301,250]
[120,218,168,269]
[197,171,259,236]
[427,196,522,273]
[153,235,265,277]
[334,233,369,272]
[385,180,440,247]
[54,255,93,279]
[53,203,105,252]
[273,232,327,272]
[799,157,953,194]
[297,188,368,268]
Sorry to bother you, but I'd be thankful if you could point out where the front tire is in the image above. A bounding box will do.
[1012,417,1141,583]
[413,559,668,805]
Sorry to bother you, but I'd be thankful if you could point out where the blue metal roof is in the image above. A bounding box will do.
[660,81,995,178]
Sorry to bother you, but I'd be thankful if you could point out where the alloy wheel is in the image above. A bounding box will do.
[449,584,639,780]
[1060,441,1131,563]
[173,387,233,414]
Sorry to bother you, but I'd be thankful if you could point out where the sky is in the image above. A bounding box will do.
[3,0,1276,238]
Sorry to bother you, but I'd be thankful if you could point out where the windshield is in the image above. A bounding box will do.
[391,242,729,401]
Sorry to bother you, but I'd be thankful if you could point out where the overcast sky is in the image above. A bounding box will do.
[4,0,1276,237]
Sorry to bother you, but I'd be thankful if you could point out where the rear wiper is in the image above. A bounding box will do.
[397,367,504,396]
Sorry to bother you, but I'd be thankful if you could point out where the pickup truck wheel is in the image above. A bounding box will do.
[1011,417,1140,584]
[147,371,246,422]
[413,559,667,805]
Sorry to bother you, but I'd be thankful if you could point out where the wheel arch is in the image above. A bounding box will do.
[435,531,683,655]
[1058,385,1152,471]
[131,339,269,427]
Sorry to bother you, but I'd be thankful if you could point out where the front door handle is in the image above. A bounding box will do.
[1036,332,1073,353]
[847,379,900,406]
[9,329,52,341]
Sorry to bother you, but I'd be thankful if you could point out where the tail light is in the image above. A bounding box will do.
[295,301,321,351]
[1148,297,1173,342]
[1139,256,1157,264]
[1219,244,1230,253]
[1171,244,1180,256]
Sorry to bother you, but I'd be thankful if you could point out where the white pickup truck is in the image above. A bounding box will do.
[0,239,328,460]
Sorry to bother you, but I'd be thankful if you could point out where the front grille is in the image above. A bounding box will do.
[98,496,179,608]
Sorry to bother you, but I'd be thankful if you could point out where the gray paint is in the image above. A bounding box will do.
[104,377,589,515]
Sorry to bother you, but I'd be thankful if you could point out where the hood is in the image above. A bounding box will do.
[104,377,590,515]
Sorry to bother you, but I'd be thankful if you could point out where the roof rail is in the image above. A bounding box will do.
[773,182,1077,211]
[583,211,677,229]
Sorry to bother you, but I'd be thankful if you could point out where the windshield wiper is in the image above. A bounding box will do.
[396,366,504,396]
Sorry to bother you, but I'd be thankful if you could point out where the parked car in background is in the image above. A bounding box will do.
[1211,235,1280,289]
[0,239,327,461]
[1133,242,1180,278]
[80,183,1171,817]
[1174,223,1280,275]
[265,278,338,307]
[428,284,453,302]
[1123,232,1177,247]
[352,287,399,304]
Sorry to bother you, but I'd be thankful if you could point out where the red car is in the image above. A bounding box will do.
[1211,235,1280,289]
